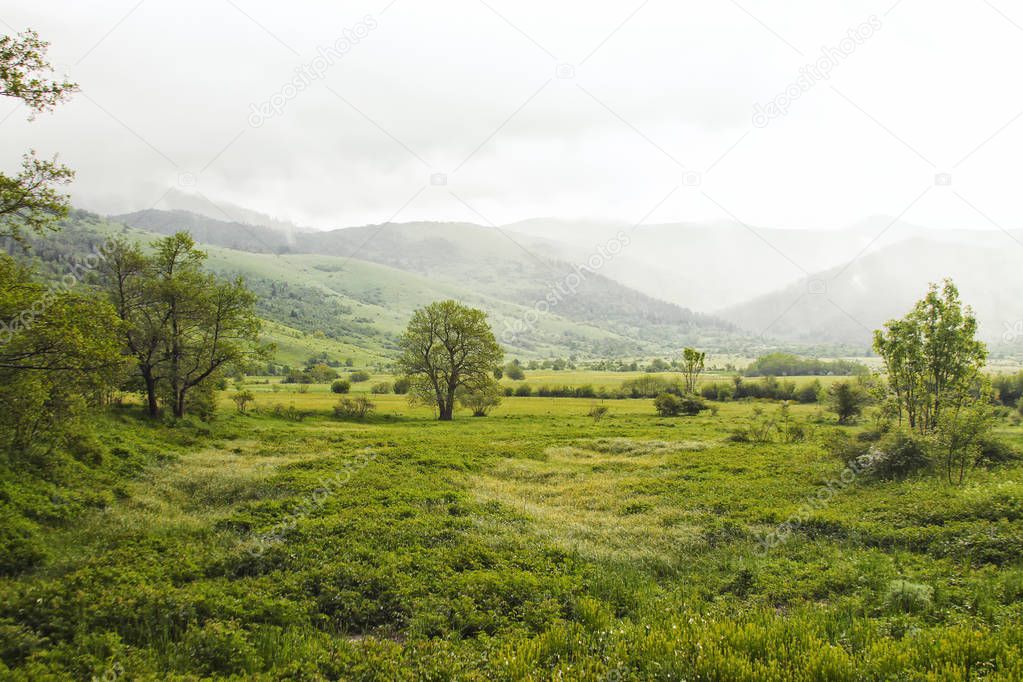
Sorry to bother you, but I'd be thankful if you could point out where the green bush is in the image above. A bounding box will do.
[392,377,411,395]
[331,380,351,394]
[349,371,371,383]
[654,393,707,416]
[514,384,533,397]
[884,579,934,614]
[870,431,932,479]
[334,397,375,420]
[177,620,258,676]
[370,382,392,394]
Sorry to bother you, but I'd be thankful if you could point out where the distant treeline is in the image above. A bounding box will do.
[502,374,822,403]
[743,352,869,377]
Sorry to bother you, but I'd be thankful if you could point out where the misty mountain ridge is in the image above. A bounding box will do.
[112,205,1023,350]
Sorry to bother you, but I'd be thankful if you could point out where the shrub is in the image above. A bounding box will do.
[514,384,533,397]
[458,383,502,416]
[349,370,371,383]
[178,620,258,676]
[330,379,351,394]
[392,376,411,395]
[504,363,526,380]
[623,375,684,398]
[334,396,375,420]
[270,403,311,422]
[872,431,932,479]
[884,580,933,614]
[370,382,392,394]
[826,380,870,424]
[976,437,1021,465]
[588,405,609,422]
[654,393,683,416]
[677,393,707,415]
[232,389,255,414]
[730,404,811,443]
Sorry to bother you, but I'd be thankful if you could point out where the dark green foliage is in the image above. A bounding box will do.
[826,380,871,424]
[334,396,375,420]
[330,379,351,394]
[703,376,818,402]
[349,370,370,383]
[392,376,411,395]
[744,352,868,377]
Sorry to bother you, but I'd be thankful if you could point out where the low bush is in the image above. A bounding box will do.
[654,393,705,417]
[349,370,371,383]
[370,382,392,394]
[334,397,375,420]
[330,380,351,394]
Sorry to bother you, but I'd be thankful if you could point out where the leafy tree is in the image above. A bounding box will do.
[826,380,871,424]
[101,233,267,418]
[681,347,706,394]
[873,280,986,433]
[458,380,502,416]
[0,29,77,243]
[936,402,992,485]
[398,300,503,420]
[503,361,526,380]
[0,256,122,458]
[232,389,255,414]
[100,240,166,416]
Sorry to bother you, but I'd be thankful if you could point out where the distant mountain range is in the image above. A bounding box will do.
[103,209,743,358]
[109,201,1023,353]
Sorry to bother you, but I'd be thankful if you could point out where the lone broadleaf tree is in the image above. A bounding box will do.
[398,300,503,421]
[681,347,706,394]
[873,279,986,434]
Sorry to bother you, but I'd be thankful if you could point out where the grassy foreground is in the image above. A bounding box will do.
[2,393,1022,680]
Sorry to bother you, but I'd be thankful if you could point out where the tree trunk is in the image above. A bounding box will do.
[144,373,159,418]
[438,405,453,421]
[174,389,187,418]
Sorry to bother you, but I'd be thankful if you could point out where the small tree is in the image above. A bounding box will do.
[232,389,255,414]
[331,379,351,394]
[398,300,503,421]
[826,380,870,424]
[334,396,375,420]
[392,376,411,394]
[504,362,526,380]
[458,380,502,416]
[873,280,986,433]
[681,347,706,394]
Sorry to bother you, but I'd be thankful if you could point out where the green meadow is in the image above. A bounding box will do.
[3,379,1022,680]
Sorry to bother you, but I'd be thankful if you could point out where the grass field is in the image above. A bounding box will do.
[2,387,1022,680]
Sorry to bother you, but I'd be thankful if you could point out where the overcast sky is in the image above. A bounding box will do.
[2,0,1022,231]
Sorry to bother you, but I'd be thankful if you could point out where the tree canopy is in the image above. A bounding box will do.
[398,300,503,420]
[0,29,77,242]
